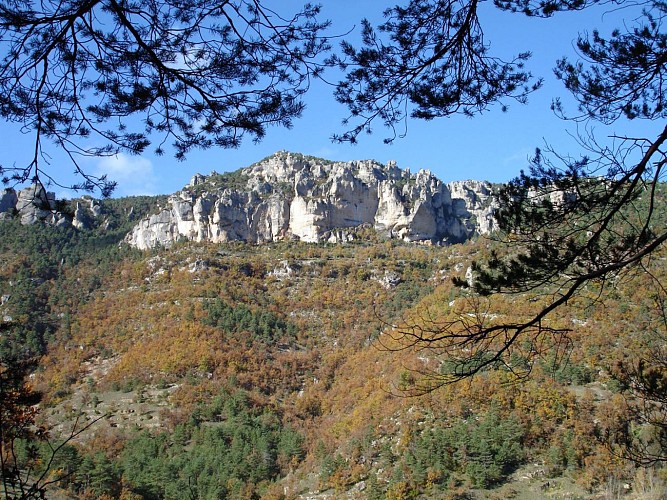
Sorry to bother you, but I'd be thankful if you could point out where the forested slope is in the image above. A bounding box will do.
[1,190,666,499]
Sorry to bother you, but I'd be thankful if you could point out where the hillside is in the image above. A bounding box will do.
[1,159,666,499]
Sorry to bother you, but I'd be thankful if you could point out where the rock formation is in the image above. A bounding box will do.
[0,189,18,217]
[0,185,100,229]
[126,152,497,249]
[0,184,70,226]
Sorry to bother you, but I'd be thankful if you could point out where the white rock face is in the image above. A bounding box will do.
[125,152,497,249]
[14,185,71,226]
[0,186,102,228]
[447,180,497,236]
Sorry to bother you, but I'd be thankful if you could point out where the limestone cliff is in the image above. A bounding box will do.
[126,152,496,249]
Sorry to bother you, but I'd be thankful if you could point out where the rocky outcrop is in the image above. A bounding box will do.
[126,152,497,250]
[0,189,17,211]
[0,185,100,228]
[0,189,18,220]
[14,184,68,226]
[448,180,498,235]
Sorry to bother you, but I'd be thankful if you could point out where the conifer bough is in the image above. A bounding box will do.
[0,0,331,195]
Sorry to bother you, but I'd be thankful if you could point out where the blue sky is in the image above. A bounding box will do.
[1,1,661,198]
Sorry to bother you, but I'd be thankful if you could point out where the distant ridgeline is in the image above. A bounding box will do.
[0,152,498,248]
